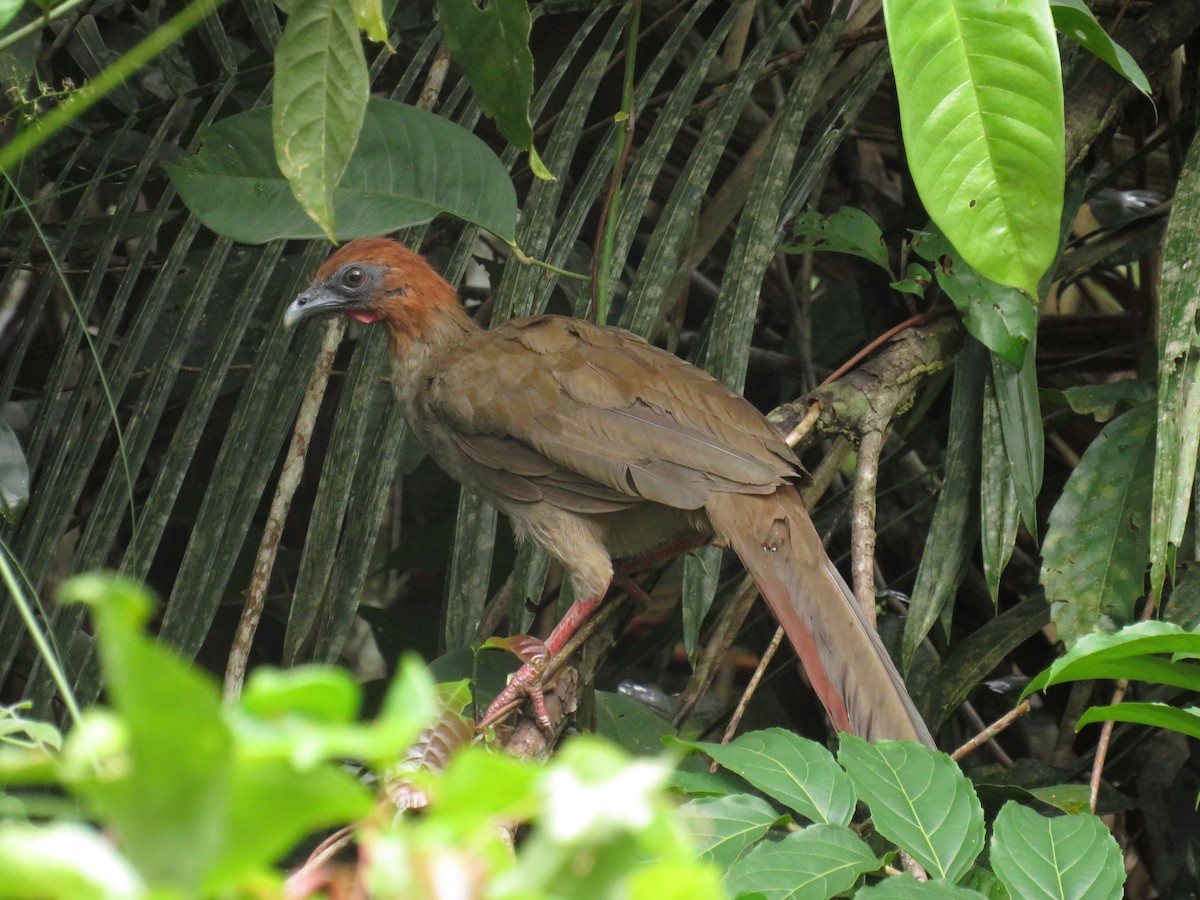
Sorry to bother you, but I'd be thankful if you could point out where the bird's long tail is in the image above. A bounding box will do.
[706,487,934,746]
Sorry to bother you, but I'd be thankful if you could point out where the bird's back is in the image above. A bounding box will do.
[411,314,802,514]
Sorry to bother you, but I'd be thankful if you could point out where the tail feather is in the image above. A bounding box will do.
[706,488,934,746]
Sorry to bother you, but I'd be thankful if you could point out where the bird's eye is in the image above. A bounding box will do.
[342,266,366,289]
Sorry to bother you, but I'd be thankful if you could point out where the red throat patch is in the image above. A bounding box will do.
[348,310,383,324]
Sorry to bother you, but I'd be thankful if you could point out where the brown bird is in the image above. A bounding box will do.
[284,238,933,746]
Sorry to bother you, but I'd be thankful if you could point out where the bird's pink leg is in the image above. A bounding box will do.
[478,533,713,731]
[479,589,608,730]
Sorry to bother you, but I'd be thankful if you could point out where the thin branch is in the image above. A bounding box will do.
[224,319,344,699]
[851,428,885,624]
[952,700,1031,762]
[718,625,785,750]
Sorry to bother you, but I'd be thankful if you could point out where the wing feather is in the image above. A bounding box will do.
[416,315,800,513]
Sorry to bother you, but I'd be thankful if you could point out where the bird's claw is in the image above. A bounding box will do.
[480,660,554,731]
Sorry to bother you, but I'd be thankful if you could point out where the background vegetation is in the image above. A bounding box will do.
[2,0,1199,894]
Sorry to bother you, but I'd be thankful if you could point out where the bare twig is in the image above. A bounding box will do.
[718,624,785,753]
[224,319,344,699]
[851,428,885,624]
[952,700,1031,762]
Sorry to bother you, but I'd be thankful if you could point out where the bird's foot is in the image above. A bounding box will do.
[479,660,554,731]
[477,633,556,731]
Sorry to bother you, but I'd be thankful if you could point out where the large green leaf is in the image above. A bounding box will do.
[857,874,989,898]
[165,98,518,244]
[1024,620,1200,695]
[681,794,786,870]
[0,822,145,898]
[438,0,548,178]
[990,802,1124,900]
[725,824,881,899]
[883,0,1064,297]
[0,0,23,31]
[1077,702,1200,739]
[676,728,856,827]
[1042,402,1155,646]
[838,736,984,883]
[271,0,369,240]
[1051,0,1150,95]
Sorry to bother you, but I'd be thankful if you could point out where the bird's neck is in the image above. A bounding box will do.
[380,282,480,401]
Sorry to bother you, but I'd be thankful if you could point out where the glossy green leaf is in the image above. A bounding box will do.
[883,0,1064,296]
[351,0,388,44]
[438,0,549,178]
[725,824,881,899]
[1051,0,1150,95]
[432,746,540,827]
[838,736,984,882]
[1151,130,1200,600]
[272,0,369,240]
[1024,620,1200,695]
[1077,702,1200,739]
[165,99,518,244]
[782,206,890,271]
[681,794,786,870]
[911,229,1034,367]
[1041,402,1155,645]
[990,802,1124,900]
[676,728,856,826]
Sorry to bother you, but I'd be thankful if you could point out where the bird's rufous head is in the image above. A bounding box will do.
[283,238,461,344]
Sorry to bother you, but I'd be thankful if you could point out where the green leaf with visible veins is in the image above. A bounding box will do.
[165,99,518,244]
[883,0,1064,297]
[272,0,369,240]
[438,0,551,179]
[1051,0,1150,95]
[838,736,984,883]
[676,728,856,826]
[1041,401,1155,646]
[725,824,881,900]
[782,206,890,272]
[991,802,1124,900]
[911,228,1035,367]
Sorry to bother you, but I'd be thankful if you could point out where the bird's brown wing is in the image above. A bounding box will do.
[414,315,799,514]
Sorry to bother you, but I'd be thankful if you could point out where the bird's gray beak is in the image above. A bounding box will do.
[283,286,342,328]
